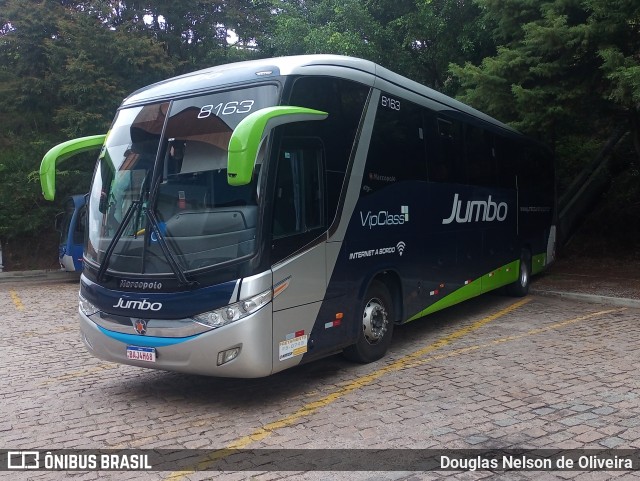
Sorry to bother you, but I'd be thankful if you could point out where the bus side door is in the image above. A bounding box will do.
[270,138,328,371]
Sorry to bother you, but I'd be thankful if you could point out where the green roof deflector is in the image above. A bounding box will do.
[227,106,328,186]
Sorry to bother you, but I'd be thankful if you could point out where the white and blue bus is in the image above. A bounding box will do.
[45,55,555,377]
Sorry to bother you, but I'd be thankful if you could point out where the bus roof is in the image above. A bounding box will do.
[122,55,517,134]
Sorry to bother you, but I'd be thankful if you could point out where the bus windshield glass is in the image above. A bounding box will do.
[86,84,278,275]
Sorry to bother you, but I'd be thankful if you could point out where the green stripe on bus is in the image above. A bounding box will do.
[531,253,547,275]
[407,260,520,322]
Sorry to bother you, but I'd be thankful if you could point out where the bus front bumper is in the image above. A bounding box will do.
[79,306,274,378]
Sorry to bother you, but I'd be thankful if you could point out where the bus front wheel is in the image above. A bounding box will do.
[343,280,394,363]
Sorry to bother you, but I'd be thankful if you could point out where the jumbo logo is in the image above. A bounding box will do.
[113,298,162,311]
[442,194,508,225]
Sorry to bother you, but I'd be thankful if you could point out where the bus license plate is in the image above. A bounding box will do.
[126,346,156,363]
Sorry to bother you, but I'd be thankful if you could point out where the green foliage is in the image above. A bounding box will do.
[554,135,602,193]
[0,0,250,244]
[0,137,59,241]
[600,47,640,107]
[46,11,174,137]
[450,0,640,201]
[260,0,491,90]
[0,0,269,249]
[393,0,495,91]
[263,0,405,65]
[451,0,598,139]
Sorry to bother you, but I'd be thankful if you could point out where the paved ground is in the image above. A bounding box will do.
[532,255,640,304]
[1,260,639,480]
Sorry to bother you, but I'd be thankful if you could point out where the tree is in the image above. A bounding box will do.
[260,0,492,92]
[0,0,172,252]
[101,0,269,71]
[394,0,495,91]
[450,0,640,248]
[0,0,66,137]
[262,0,406,65]
[590,0,640,156]
[47,9,173,137]
[450,0,640,152]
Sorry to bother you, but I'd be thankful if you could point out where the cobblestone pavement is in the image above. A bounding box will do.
[531,256,640,302]
[1,277,640,481]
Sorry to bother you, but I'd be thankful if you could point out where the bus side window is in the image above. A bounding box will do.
[287,77,369,225]
[363,94,426,194]
[466,126,497,187]
[495,137,519,189]
[429,117,465,184]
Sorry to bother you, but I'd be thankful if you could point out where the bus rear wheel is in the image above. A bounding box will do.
[343,280,394,363]
[507,250,531,297]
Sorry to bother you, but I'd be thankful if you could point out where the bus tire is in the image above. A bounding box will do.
[343,280,394,363]
[507,250,531,297]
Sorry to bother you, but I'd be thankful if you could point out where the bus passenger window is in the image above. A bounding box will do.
[495,137,519,189]
[363,95,426,195]
[287,77,369,225]
[466,126,497,187]
[428,118,465,184]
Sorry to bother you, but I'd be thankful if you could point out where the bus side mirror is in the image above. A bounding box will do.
[39,134,106,201]
[227,106,328,186]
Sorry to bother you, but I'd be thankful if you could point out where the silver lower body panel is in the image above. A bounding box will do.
[79,306,275,378]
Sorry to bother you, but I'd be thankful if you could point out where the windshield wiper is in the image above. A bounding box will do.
[97,200,141,283]
[145,207,198,288]
[96,200,198,288]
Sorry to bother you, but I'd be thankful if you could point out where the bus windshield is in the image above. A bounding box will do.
[86,84,277,276]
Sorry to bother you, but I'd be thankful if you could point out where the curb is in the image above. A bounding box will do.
[531,288,640,309]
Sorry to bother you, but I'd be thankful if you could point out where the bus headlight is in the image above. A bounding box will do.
[193,289,272,328]
[79,293,99,317]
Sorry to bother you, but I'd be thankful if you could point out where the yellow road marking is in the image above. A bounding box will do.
[405,306,626,370]
[10,290,24,311]
[164,297,532,479]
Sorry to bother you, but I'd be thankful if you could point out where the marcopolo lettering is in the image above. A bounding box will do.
[360,206,409,229]
[113,298,163,311]
[442,193,508,225]
[119,279,163,290]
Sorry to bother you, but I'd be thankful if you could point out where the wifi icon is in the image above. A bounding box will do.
[396,241,406,256]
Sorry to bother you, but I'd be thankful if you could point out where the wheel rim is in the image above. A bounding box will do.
[362,297,388,345]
